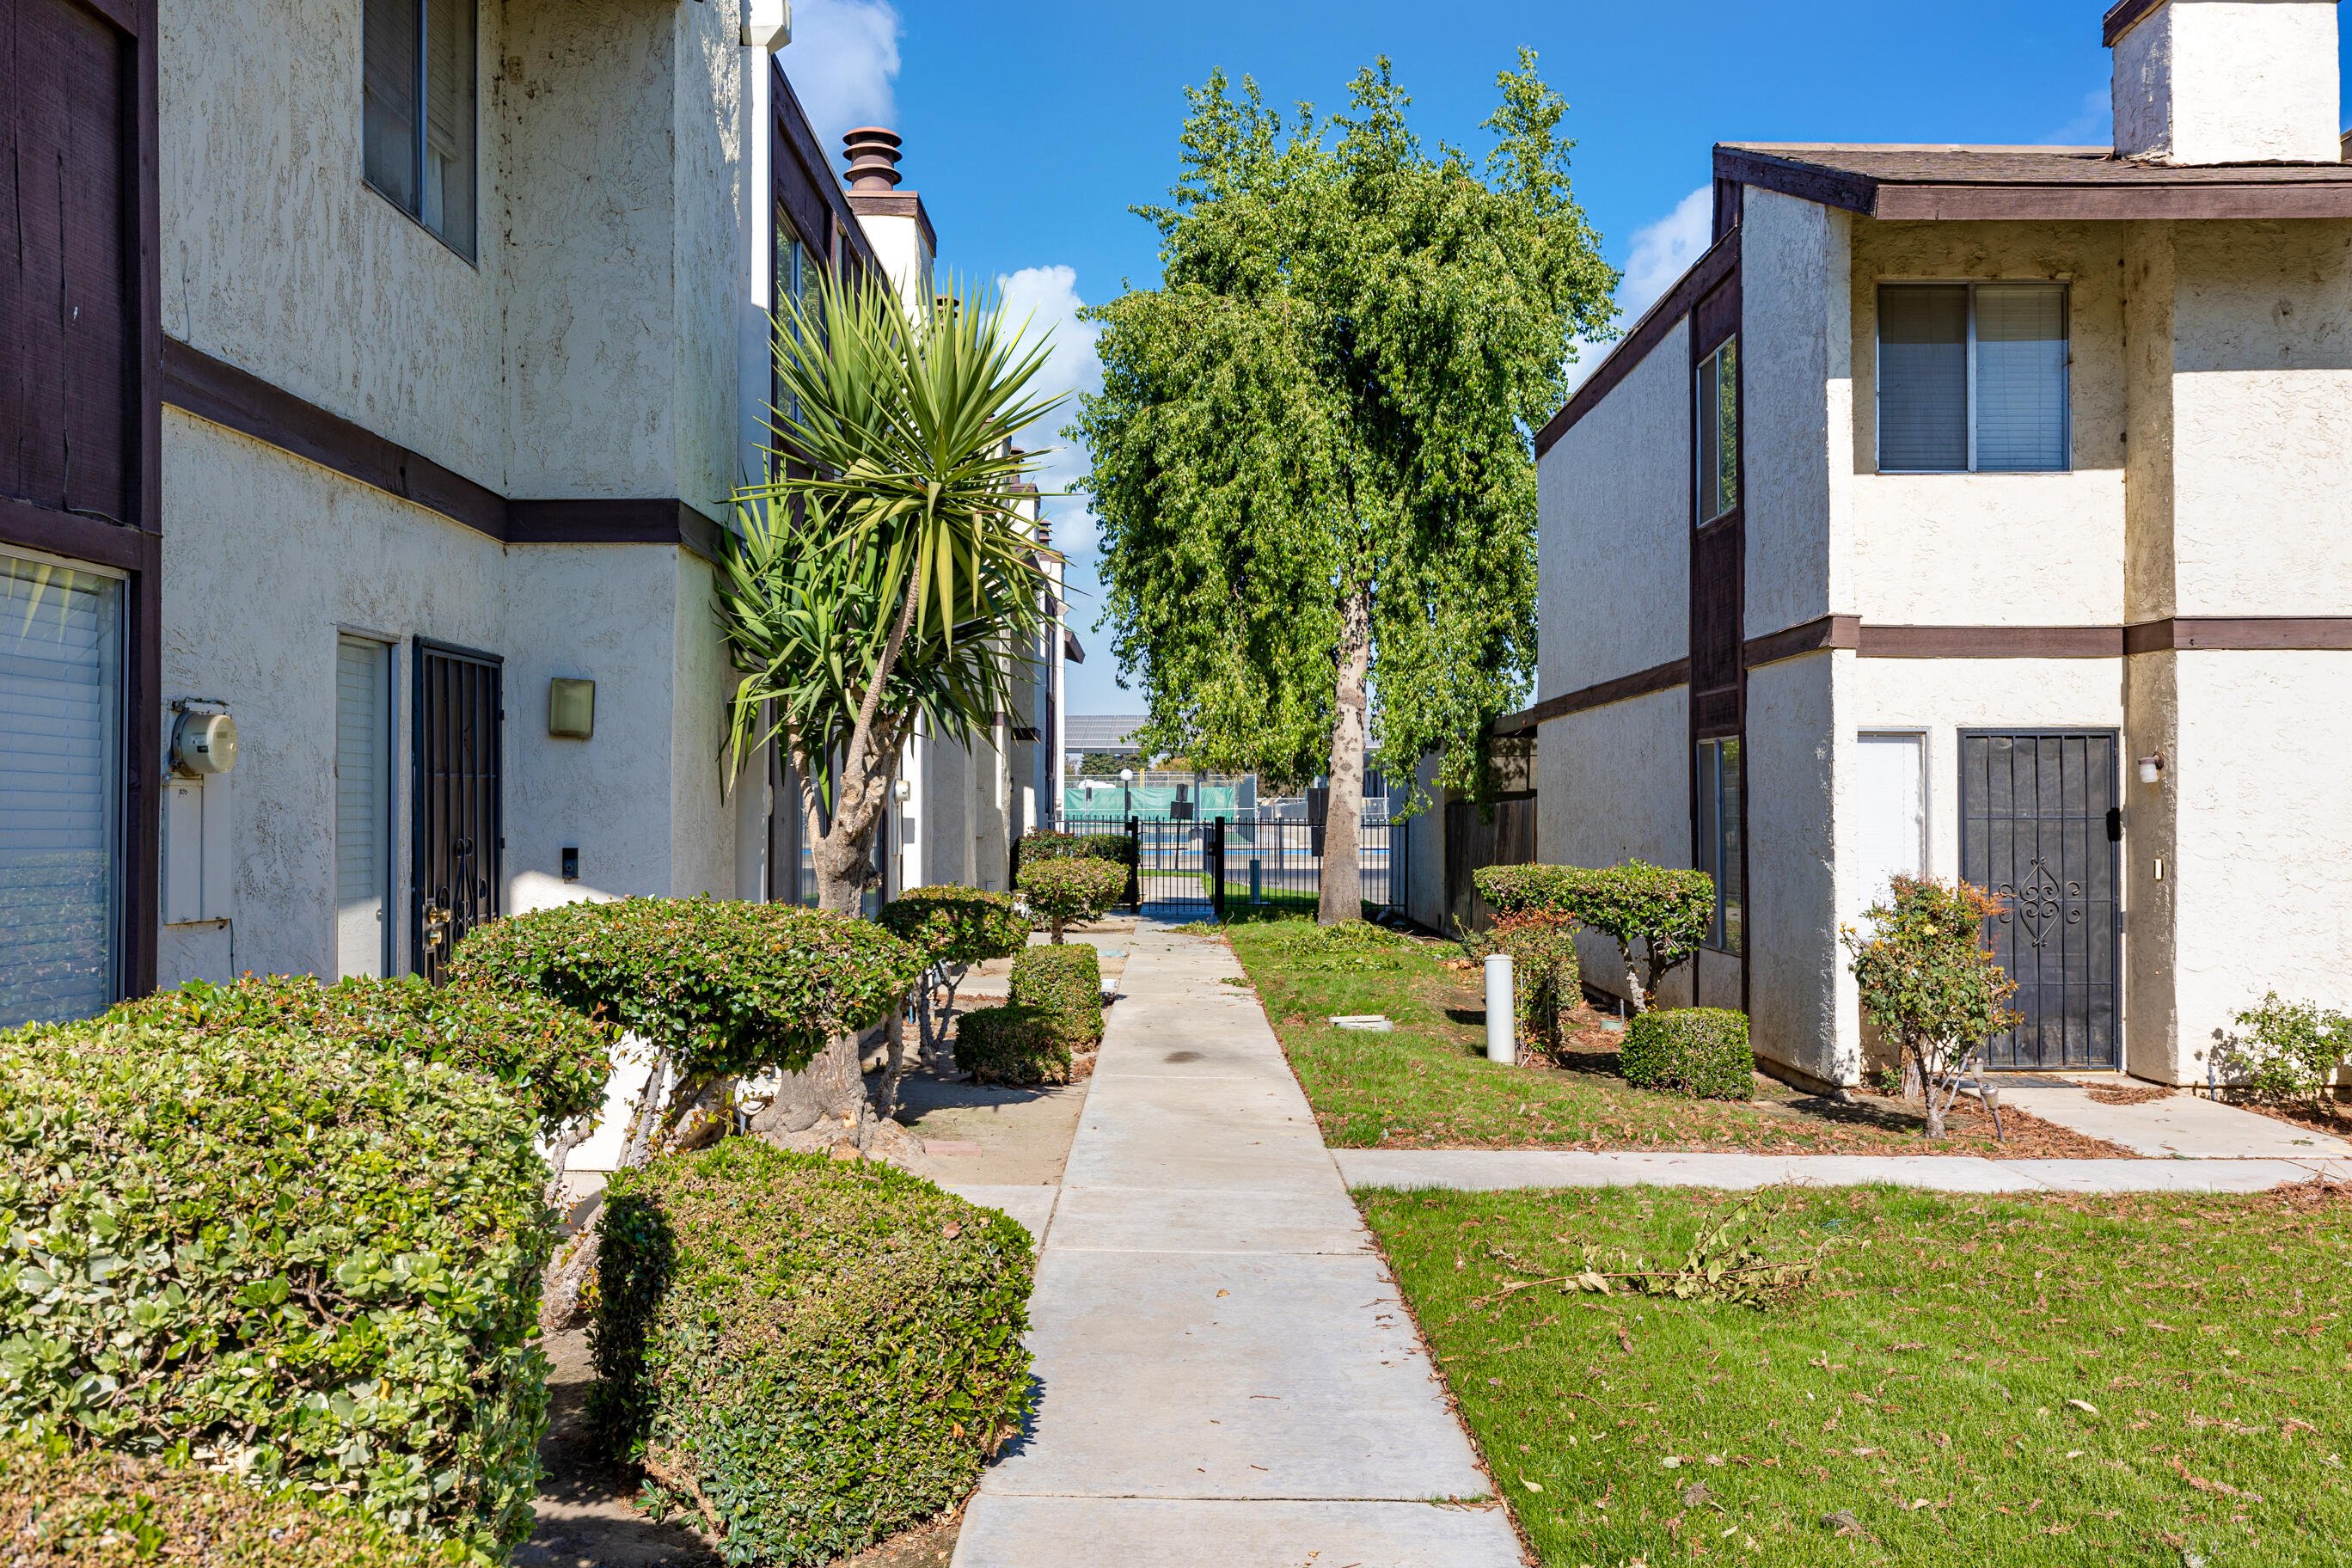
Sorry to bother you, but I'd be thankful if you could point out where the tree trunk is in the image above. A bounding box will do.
[1620,943,1648,1015]
[1916,1045,1945,1138]
[1318,584,1372,926]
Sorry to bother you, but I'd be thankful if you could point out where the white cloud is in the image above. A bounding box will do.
[996,264,1106,554]
[1565,185,1713,389]
[784,0,901,152]
[2043,87,2111,147]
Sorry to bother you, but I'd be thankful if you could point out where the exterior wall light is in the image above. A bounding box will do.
[548,678,596,740]
[2136,752,2164,786]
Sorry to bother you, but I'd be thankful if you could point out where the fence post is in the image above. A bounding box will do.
[1125,814,1142,912]
[1211,816,1228,923]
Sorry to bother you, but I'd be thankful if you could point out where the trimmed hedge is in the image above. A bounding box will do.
[591,1142,1035,1565]
[880,885,1028,970]
[954,1004,1085,1085]
[1009,943,1105,1044]
[0,1011,552,1556]
[1016,830,1134,870]
[1473,861,1714,1003]
[1620,1008,1755,1100]
[114,972,616,1134]
[0,1441,444,1567]
[451,894,922,1077]
[1017,857,1128,941]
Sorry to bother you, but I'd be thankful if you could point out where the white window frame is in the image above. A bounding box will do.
[335,633,398,979]
[1875,280,2072,475]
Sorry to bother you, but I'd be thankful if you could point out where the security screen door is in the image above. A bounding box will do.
[412,640,501,983]
[1958,732,2120,1071]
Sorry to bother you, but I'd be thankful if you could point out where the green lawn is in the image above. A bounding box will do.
[1360,1183,2352,1566]
[1222,917,2026,1155]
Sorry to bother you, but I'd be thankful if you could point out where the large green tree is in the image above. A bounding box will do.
[1078,52,1617,922]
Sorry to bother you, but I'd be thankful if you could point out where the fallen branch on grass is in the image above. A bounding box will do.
[1470,1197,1831,1311]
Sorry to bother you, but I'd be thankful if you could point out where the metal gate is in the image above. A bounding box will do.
[1959,731,2120,1070]
[412,640,502,983]
[1060,812,1396,919]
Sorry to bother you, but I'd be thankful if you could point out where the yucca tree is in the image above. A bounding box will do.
[720,273,1063,917]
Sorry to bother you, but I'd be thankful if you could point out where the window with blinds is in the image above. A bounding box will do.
[1877,282,2068,473]
[0,550,123,1027]
[364,0,475,259]
[1696,337,1739,525]
[336,636,392,978]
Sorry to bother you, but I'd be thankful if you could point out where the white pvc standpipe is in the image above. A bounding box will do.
[1484,952,1516,1065]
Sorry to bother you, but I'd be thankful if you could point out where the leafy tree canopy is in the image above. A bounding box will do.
[1077,52,1618,812]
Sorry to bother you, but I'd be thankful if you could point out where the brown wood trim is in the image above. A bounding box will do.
[1873,183,2352,223]
[81,0,139,34]
[1498,657,1690,732]
[772,59,879,276]
[163,338,509,537]
[2126,616,2352,653]
[507,499,725,562]
[0,496,153,572]
[1859,624,2124,658]
[126,0,164,999]
[1534,230,1739,459]
[1743,614,1859,670]
[2103,0,2163,46]
[1712,145,1879,217]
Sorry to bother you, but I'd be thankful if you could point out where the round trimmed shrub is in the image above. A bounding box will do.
[881,885,1028,970]
[1017,857,1128,942]
[0,1441,444,1567]
[1009,943,1104,1044]
[591,1142,1035,1564]
[1620,1008,1755,1100]
[451,895,922,1077]
[953,1004,1085,1085]
[113,972,616,1134]
[0,1012,553,1556]
[1016,830,1134,871]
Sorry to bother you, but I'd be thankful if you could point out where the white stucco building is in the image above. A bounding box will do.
[0,0,1056,1032]
[1525,0,2352,1091]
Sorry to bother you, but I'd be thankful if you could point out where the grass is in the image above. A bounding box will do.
[1359,1181,2352,1566]
[1221,917,2031,1155]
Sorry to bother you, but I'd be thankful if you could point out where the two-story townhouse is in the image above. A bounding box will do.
[1525,0,2352,1093]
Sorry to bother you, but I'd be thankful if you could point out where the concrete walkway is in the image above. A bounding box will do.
[950,922,1522,1568]
[1338,1147,2352,1194]
[1994,1078,2352,1157]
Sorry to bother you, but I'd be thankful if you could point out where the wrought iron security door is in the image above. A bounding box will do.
[413,641,503,983]
[1959,732,2120,1070]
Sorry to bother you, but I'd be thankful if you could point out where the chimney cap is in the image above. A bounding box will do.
[843,127,903,192]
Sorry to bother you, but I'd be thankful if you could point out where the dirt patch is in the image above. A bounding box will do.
[2088,1084,2176,1106]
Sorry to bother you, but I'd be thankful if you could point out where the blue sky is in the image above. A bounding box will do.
[783,0,2352,717]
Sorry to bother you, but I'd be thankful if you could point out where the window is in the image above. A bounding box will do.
[1696,337,1739,525]
[364,0,476,259]
[1695,737,1743,953]
[1,548,123,1027]
[1877,283,2068,473]
[336,636,393,978]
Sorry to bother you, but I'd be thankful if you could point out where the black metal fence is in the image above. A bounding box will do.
[1059,812,1394,918]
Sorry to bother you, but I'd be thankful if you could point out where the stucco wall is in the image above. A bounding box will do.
[1743,653,1847,1087]
[1534,688,1694,1010]
[2112,1,2343,166]
[162,0,509,490]
[1538,321,1689,697]
[1848,221,2130,626]
[1742,190,1851,640]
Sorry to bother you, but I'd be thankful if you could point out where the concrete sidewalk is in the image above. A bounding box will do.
[1336,1147,2352,1194]
[951,922,1521,1568]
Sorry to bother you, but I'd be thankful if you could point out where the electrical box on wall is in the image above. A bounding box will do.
[163,775,233,925]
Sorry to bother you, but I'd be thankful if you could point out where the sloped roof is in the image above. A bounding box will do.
[1719,142,2352,221]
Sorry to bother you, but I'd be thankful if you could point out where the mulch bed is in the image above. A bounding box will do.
[2088,1083,2175,1106]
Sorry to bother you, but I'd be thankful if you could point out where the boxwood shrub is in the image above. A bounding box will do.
[0,1011,552,1556]
[953,1005,1086,1085]
[1620,1008,1755,1100]
[1017,857,1129,942]
[1009,943,1104,1044]
[591,1142,1035,1565]
[113,972,616,1134]
[880,885,1027,971]
[450,895,921,1076]
[1016,830,1134,871]
[0,1441,444,1567]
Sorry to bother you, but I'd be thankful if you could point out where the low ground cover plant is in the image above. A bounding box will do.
[1017,856,1128,942]
[2220,992,2352,1105]
[592,1141,1034,1565]
[1620,1008,1753,1100]
[0,1441,446,1567]
[1009,943,1105,1042]
[882,885,1028,1112]
[0,1009,552,1557]
[1476,862,1712,1013]
[1843,877,2019,1138]
[1360,1180,2352,1566]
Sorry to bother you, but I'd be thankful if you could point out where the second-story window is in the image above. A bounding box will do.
[1878,283,2068,473]
[364,0,476,260]
[1696,336,1738,526]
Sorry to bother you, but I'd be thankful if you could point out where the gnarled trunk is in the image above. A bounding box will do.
[1318,584,1371,926]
